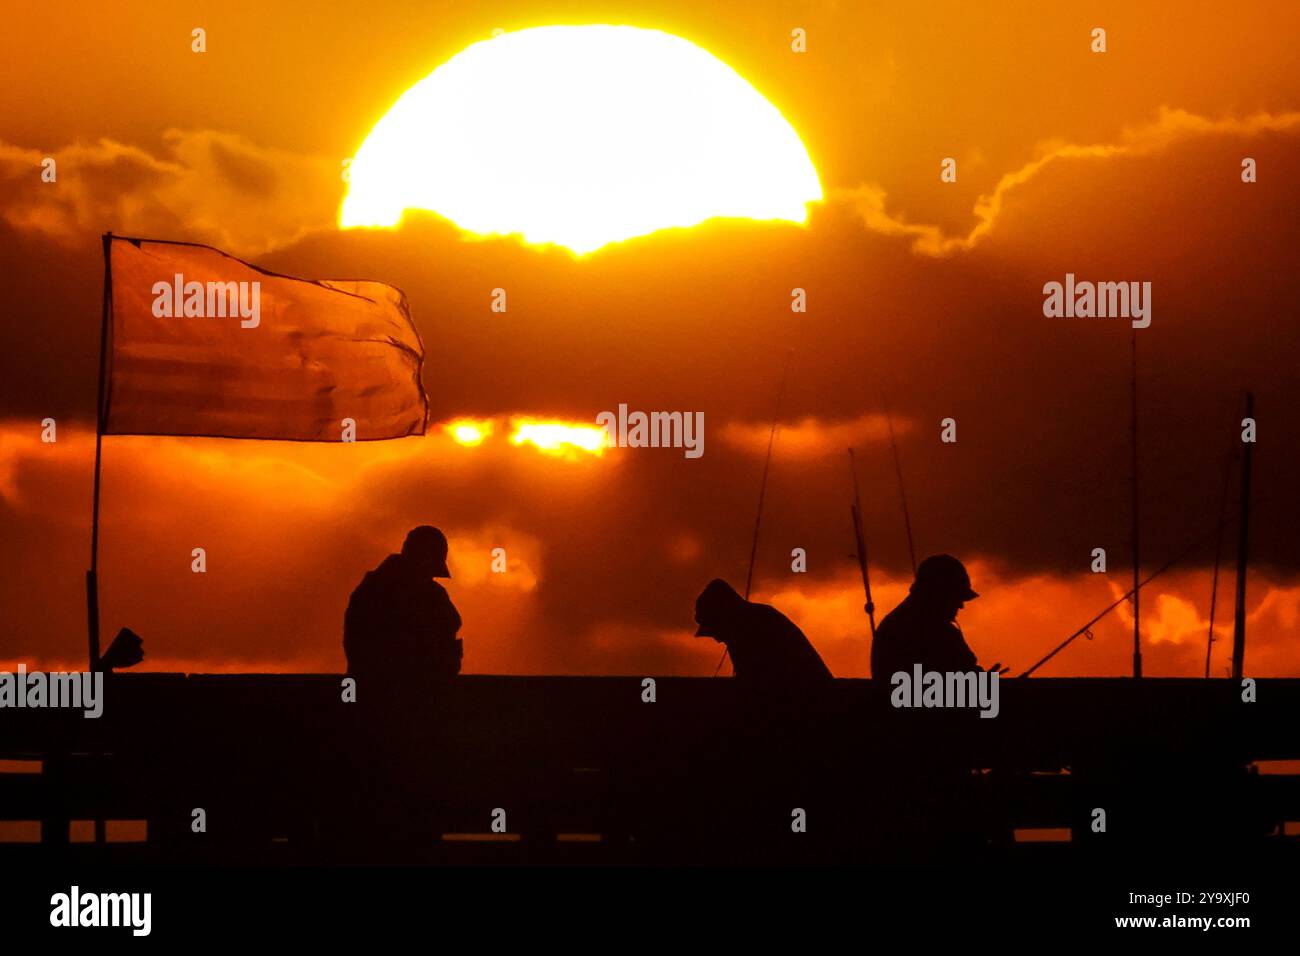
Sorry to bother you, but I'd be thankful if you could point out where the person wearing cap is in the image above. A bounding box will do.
[870,554,1003,679]
[344,525,463,688]
[693,578,833,690]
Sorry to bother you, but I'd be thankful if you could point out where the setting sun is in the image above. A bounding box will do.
[340,25,822,254]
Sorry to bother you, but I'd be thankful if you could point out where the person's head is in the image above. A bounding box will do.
[401,525,451,579]
[909,554,978,621]
[694,578,746,640]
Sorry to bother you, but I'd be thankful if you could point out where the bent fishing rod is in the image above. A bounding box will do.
[1021,514,1238,677]
[714,349,793,677]
[847,447,876,640]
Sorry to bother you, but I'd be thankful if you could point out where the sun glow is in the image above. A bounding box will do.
[509,419,608,457]
[340,25,822,254]
[446,419,494,446]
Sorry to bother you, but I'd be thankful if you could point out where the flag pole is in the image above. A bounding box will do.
[1231,392,1254,680]
[87,233,112,672]
[1130,329,1142,678]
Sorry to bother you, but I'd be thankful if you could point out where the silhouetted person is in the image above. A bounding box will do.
[694,579,833,689]
[871,555,1005,857]
[690,580,833,854]
[871,554,1003,678]
[344,526,462,691]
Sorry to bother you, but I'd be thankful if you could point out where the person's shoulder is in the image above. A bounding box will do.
[424,580,457,605]
[758,604,813,644]
[940,620,967,641]
[876,601,910,634]
[352,562,386,593]
[753,602,797,629]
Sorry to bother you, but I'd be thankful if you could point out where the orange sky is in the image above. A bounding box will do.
[1,1,1298,677]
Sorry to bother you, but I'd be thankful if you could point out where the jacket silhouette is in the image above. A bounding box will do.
[871,554,984,678]
[344,526,462,687]
[694,579,833,689]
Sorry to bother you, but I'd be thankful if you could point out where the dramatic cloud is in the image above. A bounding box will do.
[720,413,910,459]
[0,130,339,256]
[840,108,1300,256]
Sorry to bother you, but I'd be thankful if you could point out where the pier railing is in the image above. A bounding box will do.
[1,675,1296,862]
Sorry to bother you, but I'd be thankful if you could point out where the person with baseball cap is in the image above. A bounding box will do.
[870,554,1006,679]
[344,525,463,689]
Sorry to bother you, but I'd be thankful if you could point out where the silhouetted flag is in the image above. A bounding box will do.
[102,236,427,441]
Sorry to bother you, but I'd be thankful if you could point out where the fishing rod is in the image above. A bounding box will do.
[1205,430,1237,677]
[714,349,793,677]
[847,447,876,640]
[1022,514,1237,677]
[882,393,917,575]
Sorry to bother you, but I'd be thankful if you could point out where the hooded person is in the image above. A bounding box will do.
[694,578,833,690]
[691,579,835,829]
[870,554,1002,679]
[344,525,463,688]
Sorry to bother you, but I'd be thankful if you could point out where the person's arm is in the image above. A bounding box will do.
[428,584,463,675]
[438,589,462,634]
[950,629,1009,673]
[946,625,979,671]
